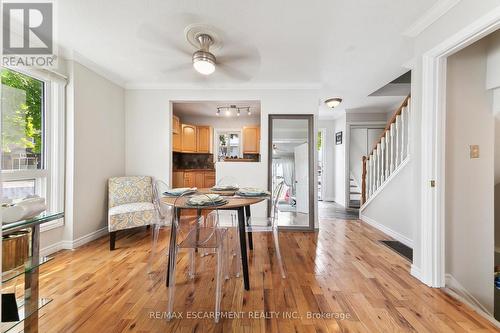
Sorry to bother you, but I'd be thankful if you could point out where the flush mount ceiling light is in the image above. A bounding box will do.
[192,34,216,75]
[325,97,343,108]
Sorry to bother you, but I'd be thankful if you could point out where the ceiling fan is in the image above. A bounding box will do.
[138,22,260,81]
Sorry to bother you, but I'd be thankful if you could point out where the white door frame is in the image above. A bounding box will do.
[318,128,326,201]
[419,9,500,287]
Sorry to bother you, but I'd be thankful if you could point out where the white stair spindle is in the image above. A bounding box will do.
[395,115,400,167]
[390,123,395,172]
[369,155,374,196]
[385,132,390,179]
[401,106,406,161]
[376,143,381,187]
[406,99,411,158]
[380,137,385,183]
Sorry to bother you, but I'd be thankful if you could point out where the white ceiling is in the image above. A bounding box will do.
[57,0,441,116]
[173,100,261,118]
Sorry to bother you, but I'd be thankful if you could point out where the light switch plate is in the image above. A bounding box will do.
[470,145,480,159]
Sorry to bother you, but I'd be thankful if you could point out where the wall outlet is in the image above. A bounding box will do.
[470,145,480,159]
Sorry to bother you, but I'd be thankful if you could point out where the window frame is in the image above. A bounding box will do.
[1,67,66,232]
[214,128,243,161]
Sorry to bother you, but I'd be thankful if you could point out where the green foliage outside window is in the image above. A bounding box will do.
[1,68,43,154]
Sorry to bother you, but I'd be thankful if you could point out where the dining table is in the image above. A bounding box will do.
[161,189,268,291]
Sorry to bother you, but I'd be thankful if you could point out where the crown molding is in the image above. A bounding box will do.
[69,51,126,88]
[402,0,461,37]
[124,81,322,91]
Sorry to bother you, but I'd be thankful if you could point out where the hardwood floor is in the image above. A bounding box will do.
[32,216,499,332]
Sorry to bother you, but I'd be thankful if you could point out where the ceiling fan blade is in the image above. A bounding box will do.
[162,62,192,74]
[137,23,192,57]
[217,53,253,63]
[217,63,252,82]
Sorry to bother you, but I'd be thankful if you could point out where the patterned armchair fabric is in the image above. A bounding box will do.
[108,176,156,232]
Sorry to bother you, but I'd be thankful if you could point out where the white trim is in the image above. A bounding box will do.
[71,227,108,248]
[419,8,500,288]
[402,0,461,37]
[125,82,322,91]
[360,214,413,248]
[410,265,422,280]
[40,218,64,232]
[40,227,108,256]
[360,156,410,210]
[443,274,500,328]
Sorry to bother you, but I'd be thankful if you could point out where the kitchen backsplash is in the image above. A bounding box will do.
[243,153,260,161]
[173,152,214,169]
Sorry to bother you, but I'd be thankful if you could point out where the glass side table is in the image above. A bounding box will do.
[1,212,64,333]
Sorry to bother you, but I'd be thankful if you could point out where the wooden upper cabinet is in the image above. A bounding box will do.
[243,126,260,154]
[172,115,181,134]
[172,133,182,152]
[197,126,212,153]
[181,124,197,152]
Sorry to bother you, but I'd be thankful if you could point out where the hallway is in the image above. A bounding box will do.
[319,201,360,220]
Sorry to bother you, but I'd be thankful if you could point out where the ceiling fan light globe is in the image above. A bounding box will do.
[192,50,216,75]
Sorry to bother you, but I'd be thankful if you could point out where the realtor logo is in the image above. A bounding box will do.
[2,1,56,67]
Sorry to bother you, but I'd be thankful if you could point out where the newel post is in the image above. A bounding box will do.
[361,156,367,205]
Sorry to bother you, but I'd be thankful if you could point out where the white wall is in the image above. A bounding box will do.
[360,161,413,246]
[125,88,319,226]
[445,37,494,313]
[41,61,125,251]
[331,114,347,206]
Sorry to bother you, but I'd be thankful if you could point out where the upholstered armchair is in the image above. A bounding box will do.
[108,176,156,250]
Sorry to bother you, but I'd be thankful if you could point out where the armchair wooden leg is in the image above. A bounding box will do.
[110,231,116,250]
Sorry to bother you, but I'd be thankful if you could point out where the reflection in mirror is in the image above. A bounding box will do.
[271,118,312,228]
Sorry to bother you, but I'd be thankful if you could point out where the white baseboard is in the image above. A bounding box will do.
[40,227,108,257]
[360,214,413,248]
[410,264,422,281]
[444,274,500,328]
[71,227,108,248]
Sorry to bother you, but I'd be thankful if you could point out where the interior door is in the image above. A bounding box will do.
[349,128,368,188]
[294,143,309,214]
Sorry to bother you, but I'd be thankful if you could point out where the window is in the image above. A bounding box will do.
[1,67,65,229]
[216,131,241,161]
[1,69,44,171]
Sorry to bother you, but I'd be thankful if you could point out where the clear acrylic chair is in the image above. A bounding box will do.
[167,192,229,323]
[244,181,287,278]
[210,177,240,275]
[148,180,173,273]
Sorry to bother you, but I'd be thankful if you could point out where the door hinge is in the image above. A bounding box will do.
[430,180,436,188]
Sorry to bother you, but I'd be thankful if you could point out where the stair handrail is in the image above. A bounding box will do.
[361,94,411,205]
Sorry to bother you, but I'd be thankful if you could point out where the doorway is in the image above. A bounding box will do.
[348,125,385,208]
[268,114,315,230]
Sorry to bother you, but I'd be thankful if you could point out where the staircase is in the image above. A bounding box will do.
[349,175,361,208]
[361,95,411,207]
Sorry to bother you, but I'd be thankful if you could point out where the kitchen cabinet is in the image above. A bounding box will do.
[243,126,260,154]
[173,170,216,188]
[197,126,212,153]
[204,172,216,188]
[194,172,205,188]
[183,171,196,188]
[172,115,181,134]
[172,171,184,188]
[181,124,197,152]
[172,132,182,152]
